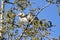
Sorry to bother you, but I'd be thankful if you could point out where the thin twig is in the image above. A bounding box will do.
[29,3,51,24]
[17,28,27,40]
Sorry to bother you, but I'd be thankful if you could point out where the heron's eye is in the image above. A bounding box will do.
[19,13,23,16]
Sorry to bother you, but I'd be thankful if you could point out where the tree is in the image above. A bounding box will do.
[0,0,60,40]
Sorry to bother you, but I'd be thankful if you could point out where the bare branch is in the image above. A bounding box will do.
[29,3,51,24]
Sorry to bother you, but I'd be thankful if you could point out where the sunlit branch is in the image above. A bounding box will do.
[29,3,51,24]
[0,0,4,39]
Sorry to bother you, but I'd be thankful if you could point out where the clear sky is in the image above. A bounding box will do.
[1,0,60,39]
[34,0,60,38]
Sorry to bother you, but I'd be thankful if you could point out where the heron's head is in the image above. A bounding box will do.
[17,12,25,17]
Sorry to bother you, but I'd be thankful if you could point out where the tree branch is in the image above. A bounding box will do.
[29,3,51,24]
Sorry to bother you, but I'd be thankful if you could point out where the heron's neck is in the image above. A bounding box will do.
[19,15,27,18]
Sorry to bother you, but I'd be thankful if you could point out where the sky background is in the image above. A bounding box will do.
[0,0,60,40]
[30,0,60,38]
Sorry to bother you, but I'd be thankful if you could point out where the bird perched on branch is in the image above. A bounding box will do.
[17,12,39,24]
[17,12,28,23]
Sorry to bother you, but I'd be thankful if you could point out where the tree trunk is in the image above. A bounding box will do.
[0,0,4,39]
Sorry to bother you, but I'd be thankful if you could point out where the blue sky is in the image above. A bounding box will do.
[36,0,60,38]
[0,0,60,39]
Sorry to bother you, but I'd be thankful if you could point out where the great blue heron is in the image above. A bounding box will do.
[17,12,39,23]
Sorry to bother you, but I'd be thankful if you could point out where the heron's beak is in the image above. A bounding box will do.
[16,14,19,16]
[17,14,22,17]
